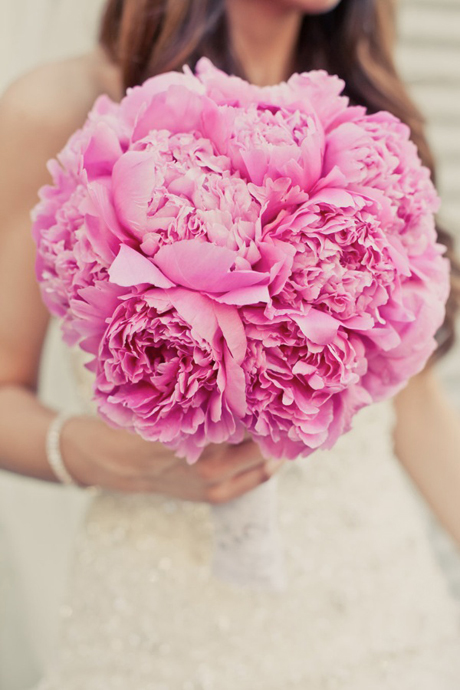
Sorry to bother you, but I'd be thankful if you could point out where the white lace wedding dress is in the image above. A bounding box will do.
[34,348,460,690]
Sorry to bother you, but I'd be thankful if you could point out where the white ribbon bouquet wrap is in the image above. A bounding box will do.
[211,477,287,590]
[33,60,448,589]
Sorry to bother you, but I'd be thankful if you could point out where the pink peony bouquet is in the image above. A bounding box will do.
[33,59,449,463]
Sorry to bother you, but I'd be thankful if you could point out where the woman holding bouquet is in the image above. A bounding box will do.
[1,0,460,687]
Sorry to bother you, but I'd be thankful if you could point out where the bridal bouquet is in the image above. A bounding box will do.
[33,59,448,586]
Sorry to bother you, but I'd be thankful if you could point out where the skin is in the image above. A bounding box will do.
[0,0,459,542]
[227,0,342,87]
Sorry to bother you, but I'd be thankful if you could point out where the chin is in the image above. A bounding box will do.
[282,0,343,12]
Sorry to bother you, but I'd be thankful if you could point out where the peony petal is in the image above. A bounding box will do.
[109,245,175,288]
[292,309,341,345]
[214,302,247,363]
[206,270,270,293]
[154,239,236,290]
[341,313,375,331]
[120,71,204,127]
[112,150,158,236]
[240,149,270,185]
[167,288,221,348]
[385,236,412,277]
[222,343,248,416]
[132,86,206,141]
[83,215,117,264]
[214,284,270,305]
[154,239,270,294]
[86,181,128,242]
[83,122,124,181]
[292,361,316,376]
[308,187,355,207]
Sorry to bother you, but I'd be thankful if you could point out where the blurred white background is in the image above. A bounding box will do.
[0,0,459,688]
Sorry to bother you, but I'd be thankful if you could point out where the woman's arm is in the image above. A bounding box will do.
[0,65,89,482]
[393,365,460,548]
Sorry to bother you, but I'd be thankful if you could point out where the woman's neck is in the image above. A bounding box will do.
[226,0,303,86]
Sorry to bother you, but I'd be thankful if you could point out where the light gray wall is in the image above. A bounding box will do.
[397,0,460,240]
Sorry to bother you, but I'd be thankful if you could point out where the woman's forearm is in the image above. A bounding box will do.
[393,370,460,549]
[0,381,284,500]
[0,384,58,482]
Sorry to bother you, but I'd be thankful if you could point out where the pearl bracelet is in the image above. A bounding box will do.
[46,413,78,486]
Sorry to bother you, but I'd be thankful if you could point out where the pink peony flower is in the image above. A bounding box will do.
[33,59,449,462]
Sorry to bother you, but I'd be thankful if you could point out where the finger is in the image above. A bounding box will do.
[200,440,267,483]
[206,459,282,504]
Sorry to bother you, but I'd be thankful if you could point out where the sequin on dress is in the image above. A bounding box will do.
[34,349,460,690]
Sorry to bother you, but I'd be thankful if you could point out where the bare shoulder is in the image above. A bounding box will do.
[0,48,122,161]
[2,48,121,119]
[0,48,122,203]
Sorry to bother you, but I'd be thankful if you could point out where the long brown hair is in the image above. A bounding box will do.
[100,0,460,362]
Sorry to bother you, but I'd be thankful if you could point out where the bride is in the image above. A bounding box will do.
[1,0,460,687]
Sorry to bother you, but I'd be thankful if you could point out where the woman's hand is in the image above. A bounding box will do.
[62,416,283,503]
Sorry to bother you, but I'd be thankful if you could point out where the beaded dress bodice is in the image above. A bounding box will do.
[34,348,460,690]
